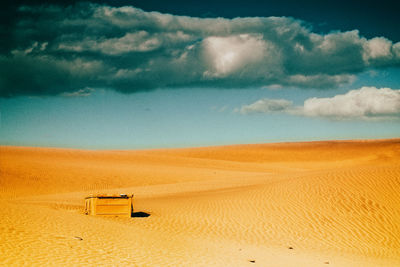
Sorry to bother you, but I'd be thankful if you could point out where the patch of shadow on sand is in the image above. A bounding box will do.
[132,211,151,218]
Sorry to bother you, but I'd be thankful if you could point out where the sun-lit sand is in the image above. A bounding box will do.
[1,139,400,266]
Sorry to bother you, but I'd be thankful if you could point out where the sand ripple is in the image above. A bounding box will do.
[1,139,399,266]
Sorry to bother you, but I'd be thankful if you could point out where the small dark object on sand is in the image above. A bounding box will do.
[324,262,329,264]
[74,236,83,241]
[249,260,255,263]
[288,246,293,249]
[132,211,151,217]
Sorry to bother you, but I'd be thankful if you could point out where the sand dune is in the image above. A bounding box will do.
[1,139,400,266]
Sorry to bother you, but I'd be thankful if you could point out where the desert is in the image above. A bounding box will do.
[1,139,400,266]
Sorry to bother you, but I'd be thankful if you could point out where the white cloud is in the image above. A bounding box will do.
[202,34,268,77]
[239,98,293,114]
[363,37,393,64]
[302,87,400,119]
[239,87,400,120]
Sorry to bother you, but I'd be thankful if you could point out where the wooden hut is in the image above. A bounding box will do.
[84,194,134,217]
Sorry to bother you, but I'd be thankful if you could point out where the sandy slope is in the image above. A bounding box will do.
[1,139,399,266]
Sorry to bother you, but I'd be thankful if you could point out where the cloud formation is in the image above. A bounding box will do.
[239,87,400,120]
[239,98,293,114]
[1,3,400,97]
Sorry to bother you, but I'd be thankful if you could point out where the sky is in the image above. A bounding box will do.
[0,0,399,149]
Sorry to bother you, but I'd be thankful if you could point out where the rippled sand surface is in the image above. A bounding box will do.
[1,139,399,266]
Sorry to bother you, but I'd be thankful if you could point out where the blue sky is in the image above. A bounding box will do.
[0,1,399,149]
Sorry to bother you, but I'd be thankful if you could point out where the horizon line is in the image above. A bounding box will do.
[2,137,399,152]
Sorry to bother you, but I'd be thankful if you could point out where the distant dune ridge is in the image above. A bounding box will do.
[1,139,400,266]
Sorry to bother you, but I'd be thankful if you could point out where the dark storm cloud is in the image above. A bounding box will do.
[1,2,400,97]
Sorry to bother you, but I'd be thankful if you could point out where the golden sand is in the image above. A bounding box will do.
[1,139,399,266]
